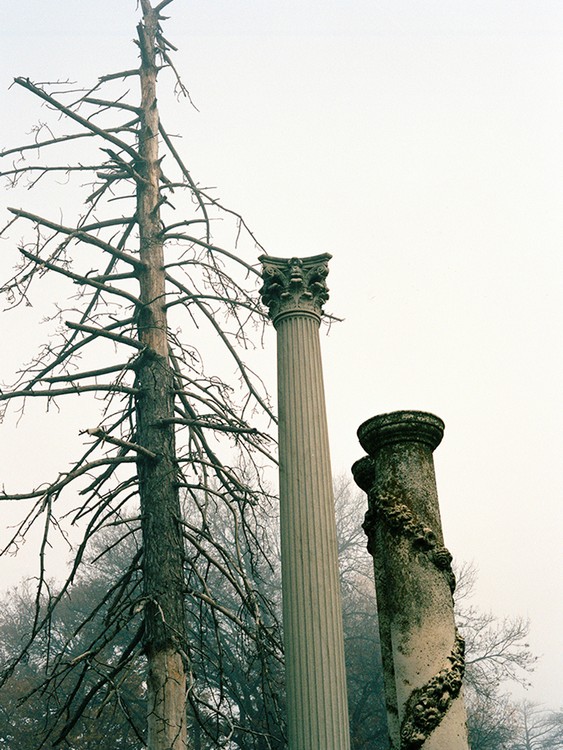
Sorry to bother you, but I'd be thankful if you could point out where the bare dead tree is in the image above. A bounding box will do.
[0,2,279,749]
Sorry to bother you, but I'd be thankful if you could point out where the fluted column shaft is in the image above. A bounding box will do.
[354,411,469,750]
[260,254,350,750]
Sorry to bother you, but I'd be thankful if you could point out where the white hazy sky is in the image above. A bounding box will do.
[1,0,562,708]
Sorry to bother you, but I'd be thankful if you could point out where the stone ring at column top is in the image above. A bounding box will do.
[357,410,444,456]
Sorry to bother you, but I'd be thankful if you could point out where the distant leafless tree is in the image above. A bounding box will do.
[454,562,537,694]
[0,2,278,749]
[453,562,540,750]
[0,506,285,750]
[510,701,563,750]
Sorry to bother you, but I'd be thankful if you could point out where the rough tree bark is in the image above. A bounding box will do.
[135,4,187,748]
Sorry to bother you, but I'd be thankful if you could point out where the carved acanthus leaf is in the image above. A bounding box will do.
[259,253,331,323]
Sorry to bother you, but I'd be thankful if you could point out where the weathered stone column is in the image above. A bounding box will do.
[259,254,350,750]
[352,454,401,750]
[353,411,469,750]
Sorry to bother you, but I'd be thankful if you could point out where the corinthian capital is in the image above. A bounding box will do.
[258,253,332,324]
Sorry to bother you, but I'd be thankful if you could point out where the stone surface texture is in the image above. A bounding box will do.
[354,411,469,750]
[260,254,350,750]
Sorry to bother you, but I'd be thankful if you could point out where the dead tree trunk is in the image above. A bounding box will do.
[0,1,282,747]
[135,3,187,748]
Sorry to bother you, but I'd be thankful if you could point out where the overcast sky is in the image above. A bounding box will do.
[1,0,561,709]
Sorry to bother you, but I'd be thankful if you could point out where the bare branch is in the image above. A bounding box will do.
[0,383,137,401]
[13,77,139,161]
[0,456,137,503]
[83,97,142,115]
[8,208,143,269]
[18,247,141,306]
[0,129,120,159]
[159,417,261,436]
[155,0,175,13]
[41,363,134,384]
[65,321,146,351]
[98,68,140,83]
[84,427,158,460]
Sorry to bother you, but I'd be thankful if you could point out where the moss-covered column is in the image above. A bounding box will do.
[259,254,350,750]
[352,455,400,750]
[353,411,469,750]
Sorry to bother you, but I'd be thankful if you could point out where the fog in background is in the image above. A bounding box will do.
[1,0,561,708]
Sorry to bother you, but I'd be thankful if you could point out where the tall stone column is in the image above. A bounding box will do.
[259,254,350,750]
[352,454,401,750]
[353,411,469,750]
